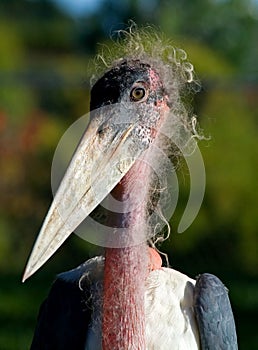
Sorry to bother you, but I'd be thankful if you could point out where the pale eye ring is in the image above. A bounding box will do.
[130,87,146,101]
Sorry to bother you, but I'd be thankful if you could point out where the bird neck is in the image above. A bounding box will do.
[102,159,151,350]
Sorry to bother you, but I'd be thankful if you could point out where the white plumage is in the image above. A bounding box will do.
[145,268,200,349]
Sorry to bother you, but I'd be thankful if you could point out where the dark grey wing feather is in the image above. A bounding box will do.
[30,257,104,350]
[194,273,238,350]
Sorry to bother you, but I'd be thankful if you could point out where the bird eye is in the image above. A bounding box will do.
[130,87,146,101]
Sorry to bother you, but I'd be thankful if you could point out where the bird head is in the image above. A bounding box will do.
[90,59,168,110]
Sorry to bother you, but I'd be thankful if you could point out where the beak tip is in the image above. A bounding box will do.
[22,264,35,283]
[22,269,30,283]
[21,275,27,283]
[22,272,28,283]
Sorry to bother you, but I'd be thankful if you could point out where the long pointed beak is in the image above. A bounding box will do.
[23,105,149,281]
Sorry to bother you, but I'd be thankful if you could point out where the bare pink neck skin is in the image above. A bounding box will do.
[102,160,150,350]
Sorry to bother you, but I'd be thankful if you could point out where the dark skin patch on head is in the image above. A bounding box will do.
[90,60,166,110]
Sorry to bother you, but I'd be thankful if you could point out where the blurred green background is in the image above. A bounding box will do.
[0,0,257,349]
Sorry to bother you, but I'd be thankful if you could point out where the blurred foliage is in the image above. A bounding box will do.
[0,0,257,349]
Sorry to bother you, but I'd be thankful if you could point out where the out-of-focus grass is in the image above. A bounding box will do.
[0,273,50,350]
[230,280,258,349]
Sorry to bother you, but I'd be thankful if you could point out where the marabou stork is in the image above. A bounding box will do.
[23,28,238,350]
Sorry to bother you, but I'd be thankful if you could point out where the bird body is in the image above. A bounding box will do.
[30,256,237,350]
[31,257,199,350]
[24,27,238,349]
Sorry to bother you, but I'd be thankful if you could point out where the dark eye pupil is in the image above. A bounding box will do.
[131,87,145,101]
